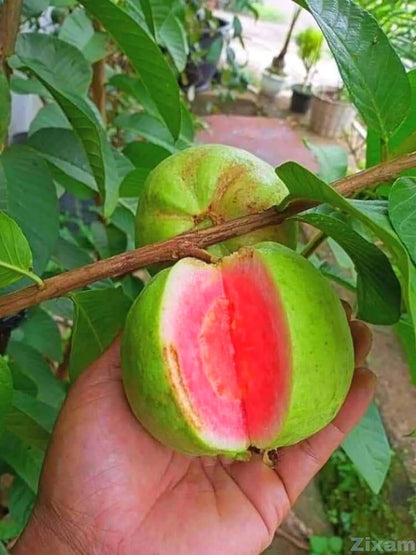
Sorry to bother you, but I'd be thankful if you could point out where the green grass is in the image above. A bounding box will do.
[318,449,416,554]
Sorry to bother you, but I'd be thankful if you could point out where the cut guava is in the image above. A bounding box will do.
[122,243,354,457]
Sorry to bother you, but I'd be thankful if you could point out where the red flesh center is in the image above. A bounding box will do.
[162,254,291,450]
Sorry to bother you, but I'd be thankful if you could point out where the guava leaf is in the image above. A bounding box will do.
[276,163,401,324]
[7,342,66,409]
[389,177,416,266]
[305,0,411,140]
[69,288,132,380]
[342,402,391,494]
[304,140,348,183]
[0,212,38,288]
[16,34,119,218]
[8,476,36,528]
[27,128,97,194]
[0,428,44,492]
[0,358,13,429]
[295,212,399,324]
[0,147,59,276]
[367,69,416,167]
[15,32,92,96]
[13,307,63,364]
[80,0,182,139]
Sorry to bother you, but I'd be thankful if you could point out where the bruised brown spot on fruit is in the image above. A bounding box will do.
[212,164,247,208]
[164,344,203,433]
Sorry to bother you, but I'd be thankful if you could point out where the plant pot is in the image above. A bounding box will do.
[310,87,357,138]
[260,69,287,98]
[290,85,312,114]
[182,17,232,93]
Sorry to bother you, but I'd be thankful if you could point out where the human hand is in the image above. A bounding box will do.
[15,311,375,555]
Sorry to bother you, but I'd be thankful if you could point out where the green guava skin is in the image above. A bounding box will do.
[121,243,354,457]
[135,144,297,257]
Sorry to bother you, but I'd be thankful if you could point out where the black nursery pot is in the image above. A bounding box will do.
[290,85,313,114]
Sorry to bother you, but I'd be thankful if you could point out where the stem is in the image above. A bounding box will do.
[0,151,415,318]
[91,21,107,123]
[272,7,301,72]
[300,230,327,258]
[0,261,44,288]
[334,151,416,196]
[0,0,23,76]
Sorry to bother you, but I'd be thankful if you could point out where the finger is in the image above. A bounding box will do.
[349,320,372,367]
[275,367,376,504]
[341,300,353,321]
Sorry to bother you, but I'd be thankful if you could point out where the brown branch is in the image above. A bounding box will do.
[91,21,107,123]
[0,202,308,317]
[0,151,415,318]
[335,151,416,196]
[0,0,23,75]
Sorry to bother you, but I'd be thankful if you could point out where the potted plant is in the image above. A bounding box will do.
[290,27,323,113]
[260,7,301,98]
[310,86,357,138]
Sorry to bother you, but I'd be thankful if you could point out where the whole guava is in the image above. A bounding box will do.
[122,242,354,458]
[135,144,296,256]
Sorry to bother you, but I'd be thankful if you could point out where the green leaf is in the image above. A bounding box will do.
[160,15,189,72]
[0,70,11,147]
[0,517,22,542]
[116,111,191,152]
[14,307,63,364]
[59,8,109,63]
[367,69,416,166]
[297,211,398,324]
[4,404,50,451]
[0,147,59,275]
[0,358,13,428]
[15,33,92,96]
[123,141,170,168]
[276,163,401,324]
[7,342,65,408]
[80,0,181,139]
[389,177,416,265]
[16,34,119,216]
[342,402,391,493]
[0,212,41,288]
[22,0,49,17]
[29,103,71,136]
[10,74,49,97]
[69,288,132,380]
[27,128,97,193]
[109,74,159,117]
[395,315,416,383]
[52,237,94,270]
[8,476,36,528]
[306,0,411,140]
[13,391,58,434]
[304,140,348,183]
[0,429,43,492]
[119,167,150,198]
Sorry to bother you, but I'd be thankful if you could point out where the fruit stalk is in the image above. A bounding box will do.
[0,151,415,317]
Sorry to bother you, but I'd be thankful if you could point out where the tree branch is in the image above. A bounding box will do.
[335,151,416,196]
[0,151,415,318]
[91,21,107,123]
[0,0,23,76]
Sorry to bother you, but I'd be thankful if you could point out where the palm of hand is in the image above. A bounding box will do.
[22,319,374,555]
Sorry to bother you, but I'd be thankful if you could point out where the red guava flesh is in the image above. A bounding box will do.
[161,255,291,449]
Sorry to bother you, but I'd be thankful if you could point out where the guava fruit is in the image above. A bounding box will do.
[135,144,296,256]
[122,242,354,457]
